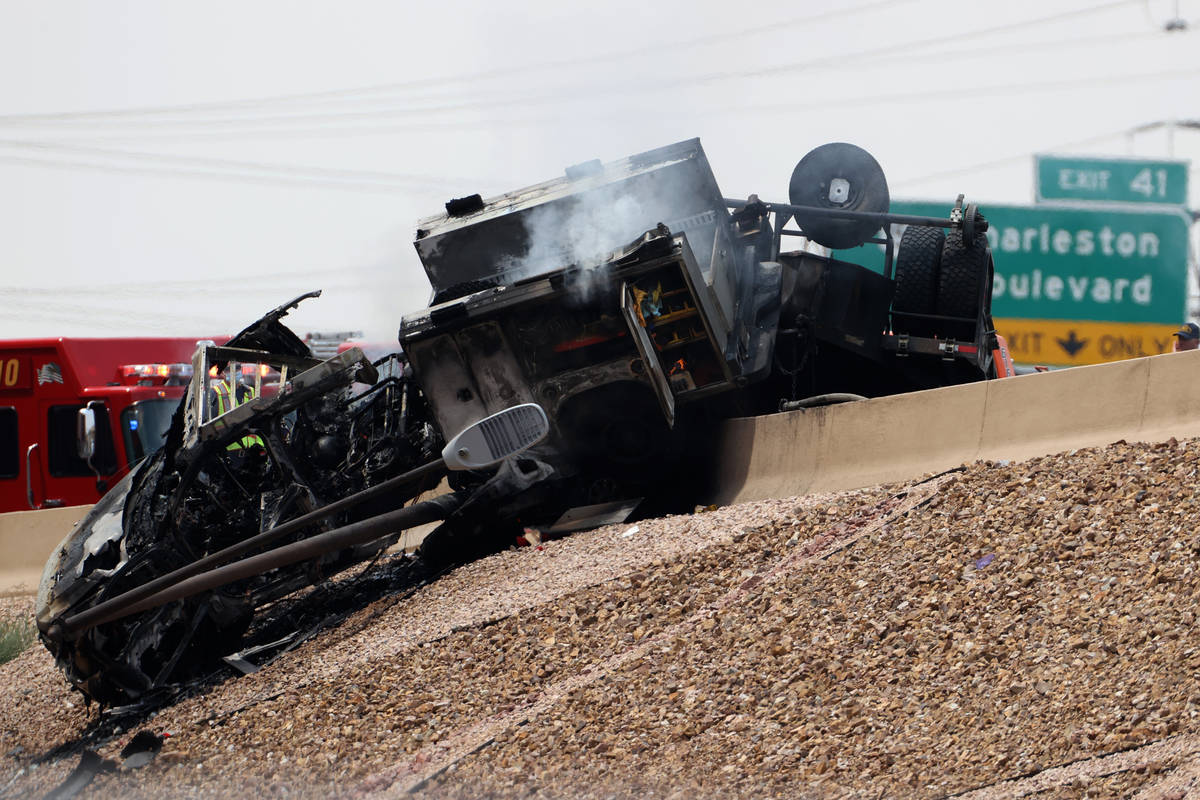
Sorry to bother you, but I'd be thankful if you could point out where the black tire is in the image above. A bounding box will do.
[892,225,944,336]
[937,229,992,340]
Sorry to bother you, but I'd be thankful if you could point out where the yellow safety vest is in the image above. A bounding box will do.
[211,380,264,451]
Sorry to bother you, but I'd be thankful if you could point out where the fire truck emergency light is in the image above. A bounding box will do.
[121,363,193,380]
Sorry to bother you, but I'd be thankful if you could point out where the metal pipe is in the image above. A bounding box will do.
[61,457,448,636]
[722,198,978,231]
[56,498,452,636]
[891,309,978,322]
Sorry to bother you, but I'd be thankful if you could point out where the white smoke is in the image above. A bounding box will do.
[515,191,650,277]
[499,156,720,305]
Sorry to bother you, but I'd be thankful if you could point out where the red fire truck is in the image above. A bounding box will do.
[0,337,224,512]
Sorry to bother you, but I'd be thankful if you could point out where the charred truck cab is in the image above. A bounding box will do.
[401,138,1001,521]
[38,138,1005,706]
[406,141,779,434]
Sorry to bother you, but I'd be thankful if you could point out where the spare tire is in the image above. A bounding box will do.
[892,225,944,337]
[937,229,992,340]
[788,143,890,250]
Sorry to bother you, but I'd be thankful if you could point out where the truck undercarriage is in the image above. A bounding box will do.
[37,138,1003,707]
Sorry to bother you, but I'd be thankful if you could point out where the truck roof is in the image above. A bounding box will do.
[0,337,224,389]
[411,138,728,295]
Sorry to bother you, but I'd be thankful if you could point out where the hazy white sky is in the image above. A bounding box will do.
[1,0,1197,341]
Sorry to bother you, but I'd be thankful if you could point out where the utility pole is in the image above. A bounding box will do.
[1164,0,1188,31]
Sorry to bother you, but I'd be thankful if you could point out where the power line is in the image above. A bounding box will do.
[735,65,1200,113]
[0,300,229,327]
[10,25,1175,141]
[1,277,377,297]
[0,139,501,189]
[891,127,1145,189]
[41,62,1200,138]
[2,34,1183,151]
[0,152,479,194]
[0,264,397,295]
[1130,118,1200,133]
[674,0,1147,87]
[3,64,1196,192]
[0,0,918,125]
[852,28,1160,66]
[0,0,1147,135]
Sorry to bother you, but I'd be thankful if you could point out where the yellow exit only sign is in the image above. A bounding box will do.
[995,318,1182,366]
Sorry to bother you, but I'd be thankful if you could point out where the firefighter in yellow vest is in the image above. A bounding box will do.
[210,371,265,451]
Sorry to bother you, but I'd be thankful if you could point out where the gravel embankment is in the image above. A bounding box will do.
[3,438,1200,798]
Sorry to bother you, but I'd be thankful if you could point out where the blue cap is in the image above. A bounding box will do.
[1174,322,1200,340]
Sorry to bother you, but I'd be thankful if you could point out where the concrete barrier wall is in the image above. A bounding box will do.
[710,349,1200,505]
[0,505,91,597]
[7,352,1198,593]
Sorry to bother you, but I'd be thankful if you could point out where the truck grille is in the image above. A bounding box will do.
[479,405,545,457]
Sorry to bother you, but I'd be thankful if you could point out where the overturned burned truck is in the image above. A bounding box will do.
[37,138,1003,706]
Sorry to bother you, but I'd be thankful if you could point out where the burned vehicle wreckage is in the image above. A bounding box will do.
[38,138,1003,706]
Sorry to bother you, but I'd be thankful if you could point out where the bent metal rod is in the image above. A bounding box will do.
[58,458,449,637]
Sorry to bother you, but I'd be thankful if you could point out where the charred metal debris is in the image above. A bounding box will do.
[37,138,1001,707]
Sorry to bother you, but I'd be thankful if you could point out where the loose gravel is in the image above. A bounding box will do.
[3,438,1200,798]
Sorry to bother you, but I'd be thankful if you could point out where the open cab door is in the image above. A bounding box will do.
[621,281,676,428]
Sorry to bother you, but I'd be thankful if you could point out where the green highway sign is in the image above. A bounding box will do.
[1035,155,1189,207]
[837,201,1191,325]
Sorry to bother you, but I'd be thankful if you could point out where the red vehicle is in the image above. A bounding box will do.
[0,337,223,512]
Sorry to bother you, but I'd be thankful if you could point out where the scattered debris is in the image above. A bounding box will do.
[220,632,304,676]
[517,529,542,548]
